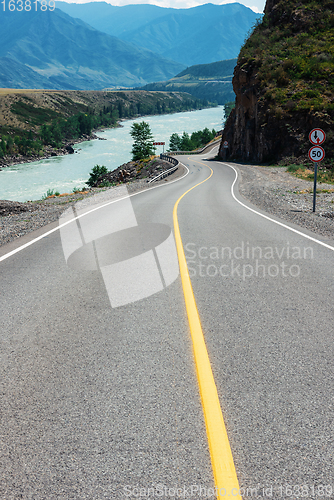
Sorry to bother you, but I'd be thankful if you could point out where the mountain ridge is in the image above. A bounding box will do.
[0,8,184,90]
[56,2,262,67]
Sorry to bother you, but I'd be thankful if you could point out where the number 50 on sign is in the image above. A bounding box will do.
[308,146,325,162]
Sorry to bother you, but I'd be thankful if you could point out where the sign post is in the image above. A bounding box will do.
[222,140,229,160]
[153,141,165,153]
[308,128,326,212]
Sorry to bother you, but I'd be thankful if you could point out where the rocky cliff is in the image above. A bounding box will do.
[219,0,334,164]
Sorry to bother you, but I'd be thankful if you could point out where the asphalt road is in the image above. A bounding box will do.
[1,148,333,500]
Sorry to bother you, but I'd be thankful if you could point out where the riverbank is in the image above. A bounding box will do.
[0,106,225,202]
[91,157,178,186]
[0,88,209,169]
[1,162,333,248]
[0,132,108,170]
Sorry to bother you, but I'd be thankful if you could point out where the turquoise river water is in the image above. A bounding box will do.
[0,106,225,202]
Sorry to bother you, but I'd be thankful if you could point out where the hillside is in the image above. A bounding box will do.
[219,0,334,164]
[57,2,261,67]
[0,8,184,90]
[0,89,206,167]
[0,57,57,90]
[141,59,237,105]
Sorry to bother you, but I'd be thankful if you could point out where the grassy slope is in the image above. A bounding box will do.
[0,89,204,132]
[141,59,237,105]
[176,59,237,80]
[240,0,334,138]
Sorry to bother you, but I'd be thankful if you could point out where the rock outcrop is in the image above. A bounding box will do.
[219,0,334,164]
[93,158,177,187]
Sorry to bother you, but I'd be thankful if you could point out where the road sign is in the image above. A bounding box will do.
[308,146,325,162]
[153,142,165,145]
[309,128,326,145]
[223,141,229,149]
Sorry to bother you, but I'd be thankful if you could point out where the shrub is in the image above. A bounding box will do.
[86,165,109,187]
[287,164,301,172]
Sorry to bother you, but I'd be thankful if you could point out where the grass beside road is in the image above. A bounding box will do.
[287,164,334,184]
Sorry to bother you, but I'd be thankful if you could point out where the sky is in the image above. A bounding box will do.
[61,0,266,14]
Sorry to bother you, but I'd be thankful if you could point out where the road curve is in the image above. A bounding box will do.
[0,149,333,499]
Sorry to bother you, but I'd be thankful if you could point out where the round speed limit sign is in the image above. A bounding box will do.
[308,146,325,162]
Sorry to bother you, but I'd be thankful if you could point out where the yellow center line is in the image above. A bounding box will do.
[173,159,242,500]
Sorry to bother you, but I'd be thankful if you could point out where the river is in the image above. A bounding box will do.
[0,106,225,202]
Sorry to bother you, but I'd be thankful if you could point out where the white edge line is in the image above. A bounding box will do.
[0,163,189,263]
[225,163,334,252]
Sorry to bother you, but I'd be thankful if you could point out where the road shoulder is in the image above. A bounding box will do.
[232,163,334,240]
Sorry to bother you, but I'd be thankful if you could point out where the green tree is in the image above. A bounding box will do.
[190,130,202,149]
[6,135,14,153]
[51,122,63,146]
[180,132,193,151]
[86,165,109,187]
[130,121,156,161]
[169,133,182,151]
[201,127,213,144]
[40,124,52,145]
[0,137,6,156]
[78,114,92,135]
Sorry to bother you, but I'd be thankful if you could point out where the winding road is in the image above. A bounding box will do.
[1,147,333,499]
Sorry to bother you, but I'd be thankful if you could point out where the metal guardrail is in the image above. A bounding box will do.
[148,156,179,183]
[148,138,221,183]
[159,154,178,165]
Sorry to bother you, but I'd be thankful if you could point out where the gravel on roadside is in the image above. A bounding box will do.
[234,164,334,240]
[1,162,333,248]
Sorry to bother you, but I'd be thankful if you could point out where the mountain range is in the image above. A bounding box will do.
[0,8,184,90]
[57,2,261,67]
[0,3,260,90]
